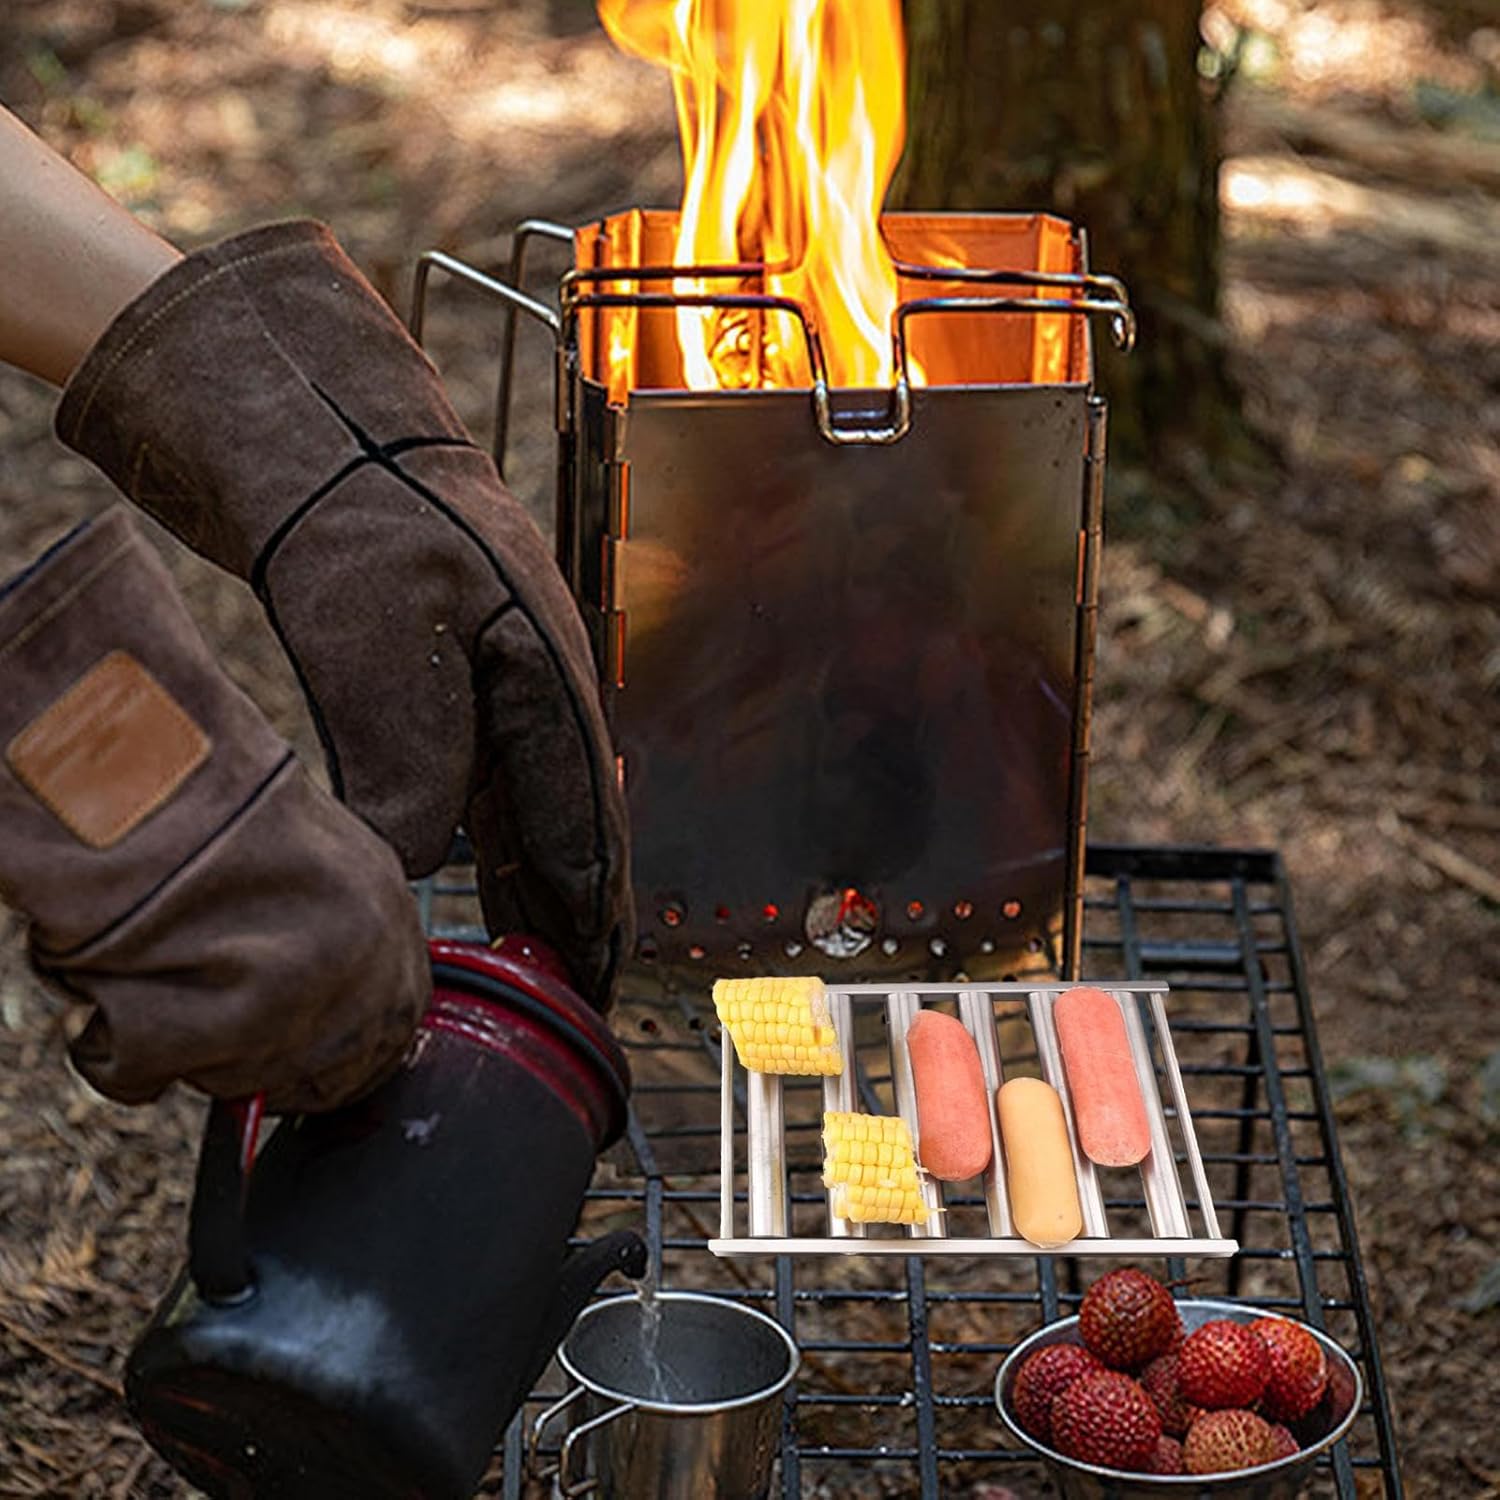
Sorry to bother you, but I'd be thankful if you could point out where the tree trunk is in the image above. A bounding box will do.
[894,0,1236,467]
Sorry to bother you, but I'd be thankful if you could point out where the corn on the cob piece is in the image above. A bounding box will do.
[822,1111,931,1225]
[712,976,842,1076]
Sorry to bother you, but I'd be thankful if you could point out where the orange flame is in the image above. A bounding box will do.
[597,0,910,391]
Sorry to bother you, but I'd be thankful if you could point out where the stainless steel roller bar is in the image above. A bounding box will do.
[1113,987,1192,1237]
[1027,991,1110,1239]
[955,989,1013,1237]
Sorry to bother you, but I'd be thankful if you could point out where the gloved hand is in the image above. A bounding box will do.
[0,506,430,1112]
[55,222,631,1008]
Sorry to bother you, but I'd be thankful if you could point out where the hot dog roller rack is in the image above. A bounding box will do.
[712,980,1237,1257]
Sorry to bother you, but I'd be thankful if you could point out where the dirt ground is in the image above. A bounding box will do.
[0,1,1495,1495]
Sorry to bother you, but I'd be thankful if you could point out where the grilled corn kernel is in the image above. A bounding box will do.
[822,1111,930,1225]
[712,977,843,1076]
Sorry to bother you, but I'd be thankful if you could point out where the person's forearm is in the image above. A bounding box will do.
[0,105,182,387]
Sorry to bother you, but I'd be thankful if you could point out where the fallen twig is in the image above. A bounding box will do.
[108,1442,151,1500]
[1457,1452,1500,1498]
[1383,816,1500,906]
[0,1310,122,1399]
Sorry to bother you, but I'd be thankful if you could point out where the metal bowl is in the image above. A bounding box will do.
[994,1299,1362,1499]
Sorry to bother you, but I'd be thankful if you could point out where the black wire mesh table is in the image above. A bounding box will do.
[420,844,1402,1498]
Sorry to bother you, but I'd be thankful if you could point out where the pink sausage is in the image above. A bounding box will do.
[908,1010,993,1181]
[1054,987,1152,1167]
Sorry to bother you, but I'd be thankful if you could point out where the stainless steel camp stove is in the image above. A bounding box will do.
[412,210,1134,997]
[410,223,1404,1499]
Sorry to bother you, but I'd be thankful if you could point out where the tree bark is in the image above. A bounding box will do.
[895,0,1236,466]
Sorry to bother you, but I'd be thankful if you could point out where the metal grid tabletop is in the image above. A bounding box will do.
[420,843,1402,1498]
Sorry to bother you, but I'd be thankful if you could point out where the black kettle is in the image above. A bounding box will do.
[125,936,643,1499]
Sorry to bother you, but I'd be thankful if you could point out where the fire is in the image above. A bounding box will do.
[597,0,910,392]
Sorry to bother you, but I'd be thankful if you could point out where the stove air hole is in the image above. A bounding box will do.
[953,900,973,920]
[1027,936,1044,954]
[736,941,753,960]
[688,1015,704,1030]
[660,902,684,928]
[637,938,658,962]
[905,900,925,922]
[784,940,803,958]
[881,937,899,956]
[688,944,706,960]
[639,1016,660,1035]
[979,939,996,954]
[714,905,731,923]
[1002,900,1022,920]
[929,937,948,957]
[762,903,780,924]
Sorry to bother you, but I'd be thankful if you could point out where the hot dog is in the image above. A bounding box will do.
[1054,986,1151,1167]
[907,1010,992,1181]
[997,1076,1083,1249]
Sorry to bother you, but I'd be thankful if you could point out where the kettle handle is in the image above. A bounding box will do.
[187,1094,265,1305]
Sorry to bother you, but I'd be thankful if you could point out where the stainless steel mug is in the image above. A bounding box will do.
[533,1291,800,1499]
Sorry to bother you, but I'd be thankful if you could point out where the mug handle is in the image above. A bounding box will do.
[559,1400,636,1497]
[528,1384,587,1480]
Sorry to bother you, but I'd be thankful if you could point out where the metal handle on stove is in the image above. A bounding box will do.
[496,221,574,478]
[561,286,913,446]
[892,258,1137,349]
[562,278,1133,446]
[415,242,1136,452]
[895,291,1137,361]
[409,242,567,483]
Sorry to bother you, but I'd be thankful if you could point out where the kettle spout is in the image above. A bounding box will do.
[523,1230,647,1396]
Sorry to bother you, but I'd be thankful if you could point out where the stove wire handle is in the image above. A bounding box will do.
[558,274,907,446]
[892,259,1137,353]
[409,236,1135,453]
[561,270,1135,446]
[409,240,568,484]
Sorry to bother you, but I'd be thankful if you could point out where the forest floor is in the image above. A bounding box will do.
[0,0,1495,1495]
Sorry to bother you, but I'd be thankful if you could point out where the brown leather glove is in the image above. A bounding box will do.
[55,222,631,1008]
[0,506,430,1112]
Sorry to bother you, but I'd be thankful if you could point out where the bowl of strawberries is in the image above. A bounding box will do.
[995,1269,1361,1497]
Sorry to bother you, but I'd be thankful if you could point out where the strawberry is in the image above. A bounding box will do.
[1050,1371,1162,1470]
[1177,1320,1270,1409]
[1140,1434,1184,1474]
[1138,1351,1202,1437]
[1010,1343,1103,1443]
[1183,1408,1276,1474]
[1078,1269,1182,1371]
[1267,1423,1300,1461]
[1251,1317,1328,1421]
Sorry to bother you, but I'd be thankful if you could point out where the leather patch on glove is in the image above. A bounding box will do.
[6,650,210,848]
